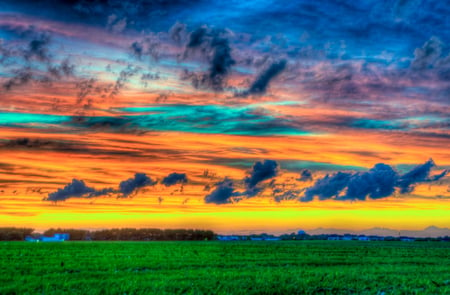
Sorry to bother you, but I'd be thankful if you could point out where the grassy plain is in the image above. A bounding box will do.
[0,241,449,294]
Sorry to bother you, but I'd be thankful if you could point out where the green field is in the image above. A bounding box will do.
[1,241,449,294]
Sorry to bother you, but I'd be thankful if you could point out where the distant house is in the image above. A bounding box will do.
[400,237,415,242]
[217,235,239,241]
[342,235,353,241]
[327,235,341,241]
[25,233,70,242]
[358,235,369,241]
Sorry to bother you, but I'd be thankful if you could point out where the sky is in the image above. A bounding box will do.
[0,0,449,234]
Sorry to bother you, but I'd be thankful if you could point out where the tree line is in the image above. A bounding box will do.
[0,227,216,241]
[0,227,34,241]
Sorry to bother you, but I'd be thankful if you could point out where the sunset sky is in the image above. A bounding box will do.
[0,0,449,234]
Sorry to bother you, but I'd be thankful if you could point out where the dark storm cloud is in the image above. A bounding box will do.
[204,178,240,205]
[430,169,448,181]
[297,169,313,181]
[162,172,188,187]
[299,159,448,202]
[339,163,398,201]
[245,59,287,95]
[187,26,208,48]
[118,173,157,198]
[44,172,167,202]
[244,160,279,189]
[205,159,279,204]
[397,159,448,193]
[300,171,351,202]
[207,34,235,91]
[183,26,235,91]
[45,179,114,202]
[24,31,52,62]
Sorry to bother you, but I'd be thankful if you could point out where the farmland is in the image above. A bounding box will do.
[1,241,449,294]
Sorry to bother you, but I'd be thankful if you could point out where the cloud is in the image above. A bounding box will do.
[1,138,82,152]
[244,159,279,189]
[339,163,398,201]
[411,37,443,70]
[207,34,235,91]
[300,171,351,202]
[430,169,448,181]
[107,14,127,33]
[24,31,52,62]
[2,67,34,91]
[129,37,161,61]
[169,22,186,44]
[162,172,188,187]
[397,159,447,193]
[70,116,136,131]
[244,59,287,95]
[183,26,235,91]
[187,26,208,49]
[204,178,240,205]
[273,189,303,203]
[0,137,148,157]
[47,58,75,79]
[72,66,141,105]
[45,179,113,202]
[299,159,447,202]
[297,169,313,181]
[130,41,144,60]
[118,173,157,198]
[109,65,140,98]
[205,159,279,204]
[2,60,74,91]
[408,36,450,82]
[0,27,76,91]
[44,172,164,202]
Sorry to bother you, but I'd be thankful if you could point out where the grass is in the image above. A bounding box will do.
[0,241,449,294]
